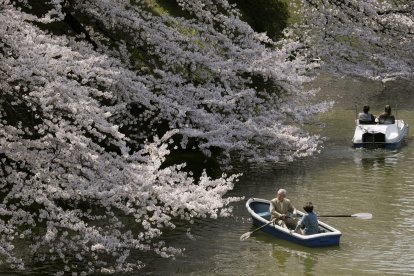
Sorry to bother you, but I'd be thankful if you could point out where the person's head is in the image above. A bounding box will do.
[303,202,314,213]
[276,189,287,201]
[363,105,370,113]
[384,105,391,114]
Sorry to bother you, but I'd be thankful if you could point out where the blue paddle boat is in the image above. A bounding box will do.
[244,198,342,247]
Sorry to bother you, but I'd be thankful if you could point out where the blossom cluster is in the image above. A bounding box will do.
[293,0,414,81]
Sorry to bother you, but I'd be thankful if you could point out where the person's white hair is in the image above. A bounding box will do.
[277,189,286,195]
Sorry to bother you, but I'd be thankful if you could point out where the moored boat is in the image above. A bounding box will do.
[352,119,409,149]
[245,198,341,247]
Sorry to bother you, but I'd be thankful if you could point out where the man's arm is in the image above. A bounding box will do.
[269,201,283,219]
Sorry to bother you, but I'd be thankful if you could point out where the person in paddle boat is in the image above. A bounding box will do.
[269,189,298,230]
[358,105,376,124]
[376,105,395,124]
[293,202,319,235]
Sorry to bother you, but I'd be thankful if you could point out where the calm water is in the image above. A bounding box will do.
[140,76,414,275]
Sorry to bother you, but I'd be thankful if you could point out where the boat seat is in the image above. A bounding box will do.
[257,211,271,217]
[359,120,375,125]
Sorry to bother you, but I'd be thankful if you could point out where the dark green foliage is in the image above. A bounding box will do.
[230,0,289,40]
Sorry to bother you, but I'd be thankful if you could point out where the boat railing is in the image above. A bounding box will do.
[356,119,405,128]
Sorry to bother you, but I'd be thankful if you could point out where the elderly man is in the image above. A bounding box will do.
[269,189,298,229]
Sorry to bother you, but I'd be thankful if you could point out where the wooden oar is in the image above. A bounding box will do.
[240,219,276,241]
[318,213,372,219]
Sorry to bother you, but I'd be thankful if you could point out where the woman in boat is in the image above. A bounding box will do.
[377,105,395,124]
[269,189,298,229]
[294,202,319,235]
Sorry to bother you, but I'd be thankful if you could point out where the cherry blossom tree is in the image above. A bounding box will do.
[0,0,332,273]
[292,0,414,82]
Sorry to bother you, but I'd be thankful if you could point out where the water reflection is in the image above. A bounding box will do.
[302,254,318,276]
[353,149,401,170]
[270,246,288,273]
[247,232,325,276]
[269,244,318,276]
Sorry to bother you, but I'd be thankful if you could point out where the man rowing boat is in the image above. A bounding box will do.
[269,188,298,229]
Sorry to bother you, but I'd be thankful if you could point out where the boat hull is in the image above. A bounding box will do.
[246,198,341,247]
[352,120,409,149]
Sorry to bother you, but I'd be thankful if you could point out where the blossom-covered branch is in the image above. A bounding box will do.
[293,0,414,81]
[0,0,332,273]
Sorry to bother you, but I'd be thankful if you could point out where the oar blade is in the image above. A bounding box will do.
[351,213,373,219]
[240,231,252,241]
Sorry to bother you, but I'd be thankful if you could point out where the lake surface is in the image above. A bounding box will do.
[140,75,414,275]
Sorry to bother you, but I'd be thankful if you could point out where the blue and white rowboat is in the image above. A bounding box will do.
[245,198,342,247]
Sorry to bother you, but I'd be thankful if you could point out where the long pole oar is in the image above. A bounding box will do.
[318,213,372,219]
[240,219,275,241]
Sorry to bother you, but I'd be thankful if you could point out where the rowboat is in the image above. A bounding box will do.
[352,119,409,149]
[245,198,341,247]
